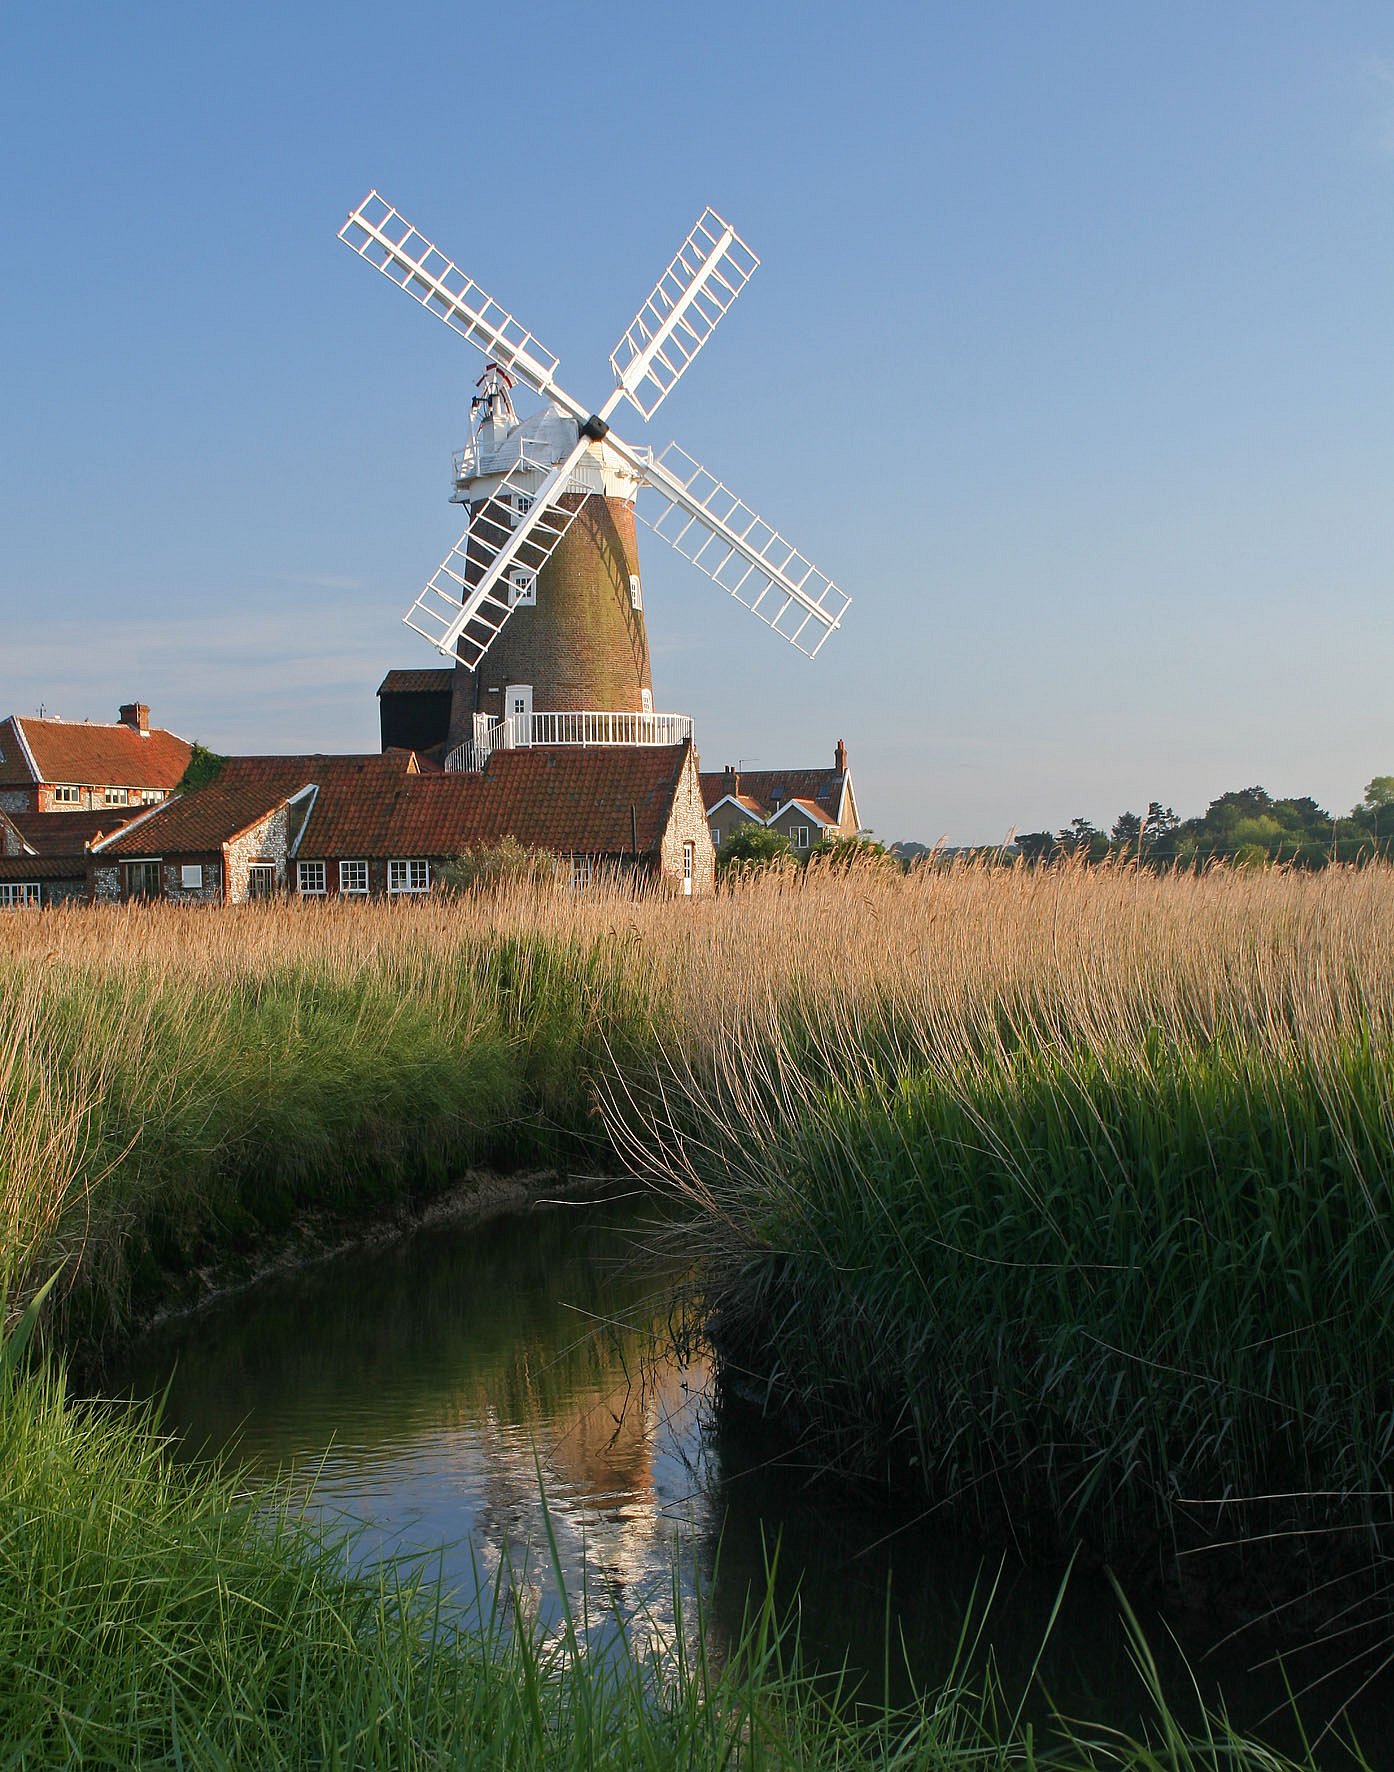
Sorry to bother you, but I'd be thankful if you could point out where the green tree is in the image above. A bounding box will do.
[716,823,796,876]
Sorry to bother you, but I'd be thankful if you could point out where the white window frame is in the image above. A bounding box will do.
[682,840,695,896]
[569,855,593,892]
[179,864,204,889]
[339,859,369,896]
[104,786,128,807]
[629,574,643,610]
[0,882,40,907]
[297,860,326,896]
[509,568,537,607]
[710,826,721,846]
[641,687,653,715]
[123,859,162,900]
[793,825,810,850]
[388,858,430,895]
[139,789,165,805]
[53,785,80,805]
[246,863,277,901]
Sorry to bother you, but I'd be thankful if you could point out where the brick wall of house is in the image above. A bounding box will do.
[766,804,823,854]
[707,800,758,851]
[44,878,89,905]
[91,865,121,904]
[659,748,715,895]
[225,806,289,903]
[34,785,164,814]
[161,858,223,904]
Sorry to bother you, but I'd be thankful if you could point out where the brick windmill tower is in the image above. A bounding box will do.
[339,195,851,772]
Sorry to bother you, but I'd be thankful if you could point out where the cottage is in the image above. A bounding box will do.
[0,806,148,907]
[89,741,714,903]
[0,704,191,817]
[700,740,861,855]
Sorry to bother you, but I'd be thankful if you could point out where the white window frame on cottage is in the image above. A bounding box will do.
[53,785,80,805]
[339,859,369,895]
[793,825,810,850]
[179,864,204,890]
[246,863,277,901]
[297,861,326,896]
[568,854,593,892]
[682,841,695,896]
[710,826,721,846]
[104,786,128,807]
[123,859,162,900]
[388,859,430,895]
[0,882,40,907]
[139,789,165,805]
[629,574,643,610]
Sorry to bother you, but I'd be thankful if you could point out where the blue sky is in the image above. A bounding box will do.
[2,3,1391,842]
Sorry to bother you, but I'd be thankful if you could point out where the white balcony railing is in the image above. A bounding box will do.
[445,709,694,773]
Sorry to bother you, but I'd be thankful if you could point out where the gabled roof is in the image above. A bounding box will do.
[5,810,136,856]
[377,669,455,696]
[700,768,848,826]
[0,854,87,882]
[0,715,191,790]
[299,743,692,858]
[94,755,407,858]
[773,796,836,828]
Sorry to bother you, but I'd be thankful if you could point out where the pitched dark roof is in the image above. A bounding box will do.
[94,755,408,858]
[0,715,191,790]
[299,744,691,858]
[0,854,86,882]
[699,768,845,823]
[377,669,455,697]
[6,810,139,856]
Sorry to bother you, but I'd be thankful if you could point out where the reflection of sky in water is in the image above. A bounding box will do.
[118,1197,1394,1759]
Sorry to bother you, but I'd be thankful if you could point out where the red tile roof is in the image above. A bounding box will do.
[700,767,846,824]
[299,744,691,858]
[0,715,191,790]
[377,669,455,696]
[0,855,86,882]
[94,755,406,858]
[6,810,139,856]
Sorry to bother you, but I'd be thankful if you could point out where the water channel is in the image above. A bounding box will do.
[119,1191,1390,1760]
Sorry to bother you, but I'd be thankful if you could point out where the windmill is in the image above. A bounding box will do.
[338,193,851,769]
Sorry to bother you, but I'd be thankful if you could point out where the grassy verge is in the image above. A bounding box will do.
[0,1326,1352,1768]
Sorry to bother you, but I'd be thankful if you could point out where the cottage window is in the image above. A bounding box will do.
[388,859,430,895]
[682,841,695,896]
[794,825,810,850]
[629,574,643,610]
[0,883,40,907]
[123,860,162,900]
[339,860,368,895]
[179,864,204,889]
[298,861,326,896]
[568,855,593,892]
[246,864,276,901]
[139,789,165,805]
[710,826,720,846]
[104,787,128,807]
[53,785,80,805]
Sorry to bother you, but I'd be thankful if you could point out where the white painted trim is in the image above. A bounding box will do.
[286,783,319,858]
[705,794,761,822]
[10,719,42,785]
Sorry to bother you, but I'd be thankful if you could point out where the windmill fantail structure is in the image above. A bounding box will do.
[339,193,851,770]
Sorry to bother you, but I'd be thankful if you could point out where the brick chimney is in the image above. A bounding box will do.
[723,763,740,798]
[119,702,150,736]
[834,738,847,775]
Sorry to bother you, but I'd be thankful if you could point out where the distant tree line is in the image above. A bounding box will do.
[1010,776,1394,868]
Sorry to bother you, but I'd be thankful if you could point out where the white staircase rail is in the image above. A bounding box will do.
[445,709,695,773]
[610,208,759,420]
[340,193,580,410]
[635,443,850,657]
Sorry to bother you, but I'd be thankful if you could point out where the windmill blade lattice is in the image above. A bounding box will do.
[404,448,591,665]
[609,208,759,420]
[636,444,850,656]
[340,193,574,408]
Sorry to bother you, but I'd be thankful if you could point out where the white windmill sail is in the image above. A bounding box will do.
[633,444,849,657]
[609,208,759,420]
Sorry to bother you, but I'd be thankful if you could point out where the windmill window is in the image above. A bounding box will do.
[53,785,80,805]
[515,493,533,514]
[339,860,369,895]
[629,574,643,610]
[641,688,653,715]
[388,859,430,895]
[509,569,537,607]
[0,883,40,908]
[297,861,326,896]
